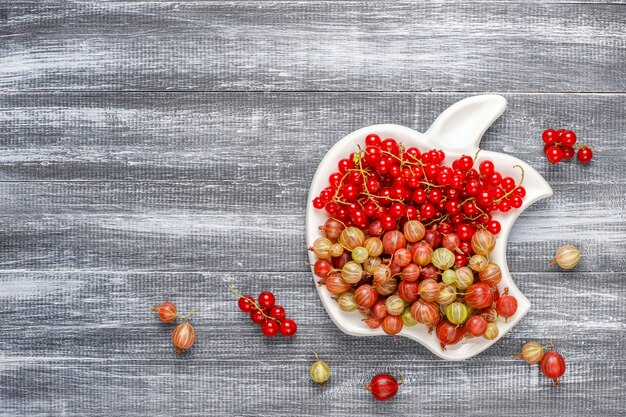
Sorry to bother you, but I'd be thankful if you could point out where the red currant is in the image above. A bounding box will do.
[501,176,516,192]
[313,197,324,209]
[279,319,298,337]
[465,179,481,196]
[328,172,342,187]
[365,133,381,147]
[546,146,563,164]
[405,205,418,220]
[261,320,279,337]
[542,129,556,145]
[258,292,275,309]
[487,220,501,235]
[388,202,406,219]
[380,138,399,155]
[250,309,266,324]
[420,203,436,219]
[561,130,576,146]
[498,199,511,212]
[457,224,474,241]
[269,305,286,321]
[337,158,355,174]
[488,172,502,186]
[577,147,593,164]
[428,189,443,204]
[457,155,474,171]
[513,186,526,198]
[380,214,396,231]
[479,160,494,176]
[412,188,427,204]
[238,295,254,313]
[445,199,461,215]
[562,146,575,160]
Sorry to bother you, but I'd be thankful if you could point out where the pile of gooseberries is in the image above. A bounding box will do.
[514,339,566,385]
[230,285,298,337]
[310,134,522,350]
[152,302,197,353]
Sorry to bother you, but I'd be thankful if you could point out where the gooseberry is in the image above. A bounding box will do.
[339,227,365,250]
[436,319,464,349]
[382,314,404,335]
[172,322,195,351]
[465,282,494,309]
[514,341,545,365]
[355,284,378,308]
[540,350,566,385]
[445,302,469,325]
[336,292,358,312]
[418,279,440,302]
[382,230,407,254]
[153,302,177,322]
[366,372,403,401]
[411,241,433,266]
[483,322,499,340]
[432,247,455,270]
[403,220,426,242]
[478,263,502,286]
[385,295,405,316]
[465,315,487,337]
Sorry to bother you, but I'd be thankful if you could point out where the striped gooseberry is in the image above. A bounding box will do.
[397,280,419,303]
[465,315,487,337]
[445,302,469,325]
[351,246,369,264]
[403,220,426,243]
[465,282,494,309]
[372,264,392,285]
[441,269,457,286]
[540,350,566,385]
[370,300,388,319]
[382,314,404,336]
[410,299,440,327]
[336,292,358,312]
[418,279,440,302]
[454,267,474,290]
[482,307,498,323]
[471,229,496,255]
[330,243,344,257]
[385,295,405,316]
[324,273,352,295]
[483,322,499,340]
[401,263,420,282]
[478,263,502,286]
[355,284,378,308]
[363,317,381,329]
[374,277,398,296]
[382,230,407,254]
[341,261,364,284]
[172,322,195,352]
[402,308,418,327]
[363,256,382,273]
[436,283,457,306]
[339,226,365,250]
[314,259,333,278]
[496,289,518,319]
[394,248,412,267]
[364,237,384,257]
[442,233,460,252]
[469,254,489,272]
[320,218,344,240]
[514,341,545,365]
[366,372,403,401]
[432,247,455,270]
[153,302,177,322]
[436,319,464,349]
[411,241,433,266]
[311,237,333,259]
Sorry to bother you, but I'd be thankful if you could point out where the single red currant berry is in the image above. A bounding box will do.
[405,205,418,220]
[542,129,556,145]
[337,158,355,174]
[546,146,563,164]
[380,214,397,231]
[269,306,286,321]
[498,199,511,212]
[456,224,474,241]
[258,292,276,309]
[555,129,565,139]
[455,253,468,267]
[313,197,324,209]
[561,130,577,147]
[261,320,279,337]
[420,203,436,219]
[501,176,516,192]
[479,160,494,176]
[389,164,401,178]
[457,155,474,171]
[561,146,575,160]
[279,319,298,336]
[487,220,501,235]
[380,138,399,155]
[412,188,427,204]
[238,295,254,313]
[365,133,381,147]
[376,159,390,174]
[328,172,343,187]
[428,189,443,204]
[513,186,526,198]
[465,179,481,196]
[445,199,461,215]
[488,172,502,186]
[577,147,593,164]
[250,309,266,324]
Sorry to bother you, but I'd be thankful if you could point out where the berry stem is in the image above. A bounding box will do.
[494,165,525,203]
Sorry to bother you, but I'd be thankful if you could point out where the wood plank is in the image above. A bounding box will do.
[1,2,625,92]
[0,92,624,182]
[0,271,624,360]
[1,359,623,416]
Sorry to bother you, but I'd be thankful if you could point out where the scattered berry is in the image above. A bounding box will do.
[230,285,297,338]
[577,147,593,164]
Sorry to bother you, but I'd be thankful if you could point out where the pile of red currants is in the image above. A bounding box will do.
[542,128,593,164]
[233,286,298,337]
[310,134,523,350]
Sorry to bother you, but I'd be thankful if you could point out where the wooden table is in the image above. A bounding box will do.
[1,2,624,416]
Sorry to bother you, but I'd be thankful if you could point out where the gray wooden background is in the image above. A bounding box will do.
[1,1,625,416]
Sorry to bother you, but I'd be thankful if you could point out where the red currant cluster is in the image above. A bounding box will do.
[231,286,298,337]
[542,129,593,164]
[312,134,527,241]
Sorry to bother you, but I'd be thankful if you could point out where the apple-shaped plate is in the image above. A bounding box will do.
[306,95,553,360]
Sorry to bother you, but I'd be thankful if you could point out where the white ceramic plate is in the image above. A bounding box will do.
[306,95,553,360]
